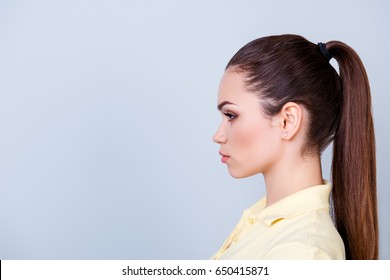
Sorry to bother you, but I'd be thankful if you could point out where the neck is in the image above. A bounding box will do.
[263,152,323,207]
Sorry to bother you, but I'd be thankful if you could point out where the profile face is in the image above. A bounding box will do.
[213,70,283,178]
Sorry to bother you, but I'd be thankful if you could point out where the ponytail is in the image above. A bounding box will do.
[327,41,378,259]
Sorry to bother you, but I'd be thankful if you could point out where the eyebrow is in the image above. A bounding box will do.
[217,101,236,111]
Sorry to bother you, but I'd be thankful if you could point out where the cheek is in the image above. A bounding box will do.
[228,119,280,175]
[230,119,268,148]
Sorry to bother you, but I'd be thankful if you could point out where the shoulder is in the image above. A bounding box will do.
[261,210,345,259]
[262,241,344,260]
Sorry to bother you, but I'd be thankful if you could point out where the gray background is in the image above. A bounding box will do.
[0,0,389,259]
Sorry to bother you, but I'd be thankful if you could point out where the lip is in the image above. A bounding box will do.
[219,151,230,163]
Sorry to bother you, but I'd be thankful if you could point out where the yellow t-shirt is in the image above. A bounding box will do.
[212,182,345,260]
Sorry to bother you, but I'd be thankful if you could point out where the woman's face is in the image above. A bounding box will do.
[213,70,283,178]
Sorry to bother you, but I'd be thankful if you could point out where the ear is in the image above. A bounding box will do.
[278,102,303,140]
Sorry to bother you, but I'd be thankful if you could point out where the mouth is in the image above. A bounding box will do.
[219,151,230,164]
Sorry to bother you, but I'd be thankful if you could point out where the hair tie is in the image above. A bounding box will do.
[318,42,332,61]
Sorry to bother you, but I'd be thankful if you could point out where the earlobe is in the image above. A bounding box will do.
[279,102,302,140]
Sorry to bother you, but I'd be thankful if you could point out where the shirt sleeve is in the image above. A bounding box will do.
[262,242,337,260]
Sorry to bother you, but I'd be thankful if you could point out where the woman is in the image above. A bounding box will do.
[212,34,378,260]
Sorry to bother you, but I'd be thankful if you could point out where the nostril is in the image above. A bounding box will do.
[213,133,226,144]
[213,122,227,144]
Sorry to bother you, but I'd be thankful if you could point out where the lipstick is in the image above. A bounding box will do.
[219,151,230,163]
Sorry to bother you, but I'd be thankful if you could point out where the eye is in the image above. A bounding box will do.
[224,112,237,121]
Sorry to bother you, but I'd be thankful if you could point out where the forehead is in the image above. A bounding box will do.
[218,70,247,101]
[218,70,261,110]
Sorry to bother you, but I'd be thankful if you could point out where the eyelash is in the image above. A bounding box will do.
[224,112,237,121]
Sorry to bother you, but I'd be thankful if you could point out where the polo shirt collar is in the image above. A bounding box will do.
[247,181,332,226]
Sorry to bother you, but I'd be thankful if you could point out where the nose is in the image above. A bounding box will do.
[213,122,227,144]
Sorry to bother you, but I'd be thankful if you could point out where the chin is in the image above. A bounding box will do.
[227,168,258,179]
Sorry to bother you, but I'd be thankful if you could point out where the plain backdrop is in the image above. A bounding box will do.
[0,0,389,259]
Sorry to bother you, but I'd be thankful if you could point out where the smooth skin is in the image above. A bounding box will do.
[213,70,323,206]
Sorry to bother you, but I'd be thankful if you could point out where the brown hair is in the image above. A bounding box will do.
[226,34,378,260]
